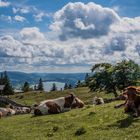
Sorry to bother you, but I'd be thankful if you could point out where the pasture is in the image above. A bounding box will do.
[0,87,140,140]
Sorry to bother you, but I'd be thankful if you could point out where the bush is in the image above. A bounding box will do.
[52,126,59,132]
[75,127,86,136]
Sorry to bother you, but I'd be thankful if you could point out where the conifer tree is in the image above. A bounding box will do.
[38,78,44,91]
[22,81,30,92]
[2,71,13,95]
[64,83,68,90]
[50,83,57,91]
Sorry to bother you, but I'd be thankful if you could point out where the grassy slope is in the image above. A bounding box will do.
[0,87,140,140]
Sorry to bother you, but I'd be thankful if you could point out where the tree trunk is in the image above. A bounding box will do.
[112,86,118,97]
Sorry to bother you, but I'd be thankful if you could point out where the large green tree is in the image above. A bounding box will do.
[88,60,140,97]
[114,60,140,90]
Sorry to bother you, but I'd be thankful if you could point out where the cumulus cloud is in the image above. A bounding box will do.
[19,27,46,44]
[0,0,10,7]
[50,2,120,40]
[0,2,140,72]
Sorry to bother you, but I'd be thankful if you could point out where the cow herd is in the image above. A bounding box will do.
[0,86,140,119]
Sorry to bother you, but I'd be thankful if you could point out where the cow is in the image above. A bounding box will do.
[115,86,140,117]
[0,107,16,118]
[33,93,77,116]
[93,97,104,105]
[0,111,2,119]
[71,97,84,109]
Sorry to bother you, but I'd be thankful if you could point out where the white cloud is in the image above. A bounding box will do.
[14,15,26,22]
[50,2,120,40]
[12,7,31,14]
[33,12,49,22]
[0,14,12,22]
[0,0,10,7]
[19,27,46,44]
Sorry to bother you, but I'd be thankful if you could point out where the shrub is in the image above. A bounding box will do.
[75,127,86,136]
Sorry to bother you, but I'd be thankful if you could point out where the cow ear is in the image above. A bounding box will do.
[33,103,38,108]
[70,93,75,98]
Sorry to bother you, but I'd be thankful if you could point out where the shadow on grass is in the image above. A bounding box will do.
[108,115,139,128]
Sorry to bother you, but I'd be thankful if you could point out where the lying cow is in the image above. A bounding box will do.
[14,107,31,115]
[71,97,84,109]
[33,93,76,116]
[115,86,140,117]
[0,107,16,118]
[93,97,104,105]
[0,111,2,119]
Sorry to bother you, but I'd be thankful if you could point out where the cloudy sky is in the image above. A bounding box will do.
[0,0,140,73]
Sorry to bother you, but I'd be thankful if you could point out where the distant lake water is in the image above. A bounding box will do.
[43,81,65,92]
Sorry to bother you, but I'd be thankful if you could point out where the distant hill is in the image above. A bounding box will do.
[0,71,87,87]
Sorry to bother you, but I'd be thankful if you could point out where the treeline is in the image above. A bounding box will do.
[22,78,44,92]
[0,72,44,95]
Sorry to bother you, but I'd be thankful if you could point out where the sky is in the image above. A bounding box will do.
[0,0,140,73]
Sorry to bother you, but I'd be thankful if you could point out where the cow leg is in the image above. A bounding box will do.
[114,103,126,108]
[132,108,139,117]
[133,106,140,117]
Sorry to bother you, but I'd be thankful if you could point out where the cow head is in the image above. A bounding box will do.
[71,97,84,108]
[31,103,43,116]
[123,86,137,100]
[64,93,76,108]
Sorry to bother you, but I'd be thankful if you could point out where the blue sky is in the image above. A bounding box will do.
[0,0,140,73]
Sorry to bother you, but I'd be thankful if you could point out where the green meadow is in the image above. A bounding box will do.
[0,87,140,140]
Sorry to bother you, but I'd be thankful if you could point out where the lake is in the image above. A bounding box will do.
[43,81,65,92]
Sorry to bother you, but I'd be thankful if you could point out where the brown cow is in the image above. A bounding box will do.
[115,86,140,117]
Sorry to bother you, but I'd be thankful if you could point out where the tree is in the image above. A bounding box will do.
[64,83,68,90]
[1,71,13,95]
[75,80,82,88]
[0,73,3,84]
[37,78,44,91]
[68,84,72,89]
[85,73,89,86]
[22,81,30,92]
[50,83,57,91]
[88,60,140,97]
[114,60,140,90]
[89,63,118,97]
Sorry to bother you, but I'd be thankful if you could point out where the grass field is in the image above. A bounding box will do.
[0,87,140,140]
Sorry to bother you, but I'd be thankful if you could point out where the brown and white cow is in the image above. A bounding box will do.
[71,97,85,109]
[33,93,76,116]
[93,97,104,105]
[13,107,31,115]
[0,111,2,119]
[0,107,16,118]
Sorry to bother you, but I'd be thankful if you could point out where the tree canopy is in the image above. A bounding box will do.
[88,60,140,97]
